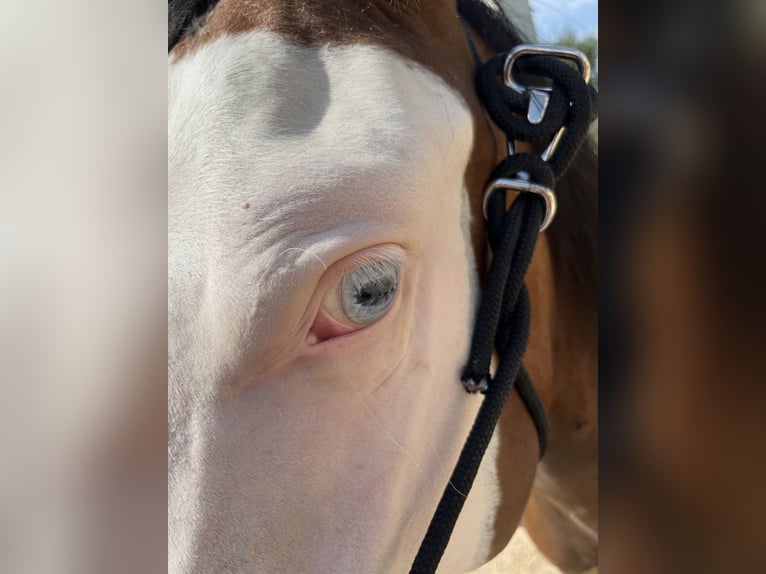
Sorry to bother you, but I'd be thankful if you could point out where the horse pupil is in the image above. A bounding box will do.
[355,283,393,307]
[357,290,373,303]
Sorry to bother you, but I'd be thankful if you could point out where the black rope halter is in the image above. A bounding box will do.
[408,7,598,574]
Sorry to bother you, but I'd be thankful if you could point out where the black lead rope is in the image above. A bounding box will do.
[409,26,597,574]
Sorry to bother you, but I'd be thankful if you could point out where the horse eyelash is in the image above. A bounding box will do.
[342,246,407,279]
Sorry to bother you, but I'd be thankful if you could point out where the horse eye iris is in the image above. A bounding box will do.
[341,260,399,325]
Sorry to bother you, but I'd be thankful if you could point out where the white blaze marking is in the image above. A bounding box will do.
[169,31,491,573]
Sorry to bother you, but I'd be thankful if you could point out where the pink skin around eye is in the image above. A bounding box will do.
[306,306,358,345]
[305,245,404,347]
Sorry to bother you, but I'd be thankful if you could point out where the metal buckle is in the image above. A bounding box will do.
[482,45,590,231]
[504,44,591,161]
[482,178,557,232]
[504,44,592,94]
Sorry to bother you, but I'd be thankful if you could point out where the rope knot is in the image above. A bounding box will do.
[461,376,489,394]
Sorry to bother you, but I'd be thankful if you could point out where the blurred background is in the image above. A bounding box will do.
[0,2,167,572]
[1,0,765,572]
[600,1,766,572]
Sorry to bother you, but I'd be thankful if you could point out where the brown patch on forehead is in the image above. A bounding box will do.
[172,0,503,269]
[173,1,470,93]
[177,1,432,49]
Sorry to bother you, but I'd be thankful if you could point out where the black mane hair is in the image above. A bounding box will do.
[457,0,527,50]
[169,0,220,52]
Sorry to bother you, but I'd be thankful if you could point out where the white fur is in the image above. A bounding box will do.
[169,32,501,573]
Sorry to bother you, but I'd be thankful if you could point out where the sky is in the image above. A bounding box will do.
[529,0,598,41]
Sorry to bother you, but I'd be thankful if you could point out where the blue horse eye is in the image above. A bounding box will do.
[340,260,399,325]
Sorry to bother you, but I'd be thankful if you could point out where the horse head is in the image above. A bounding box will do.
[168,1,594,572]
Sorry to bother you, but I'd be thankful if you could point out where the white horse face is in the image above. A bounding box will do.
[169,31,492,573]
